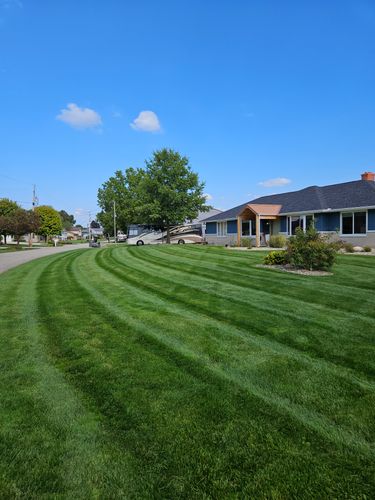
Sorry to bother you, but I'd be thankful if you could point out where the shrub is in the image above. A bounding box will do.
[286,226,336,271]
[343,242,354,253]
[363,245,372,253]
[331,239,345,251]
[269,235,286,248]
[240,237,253,248]
[264,250,288,266]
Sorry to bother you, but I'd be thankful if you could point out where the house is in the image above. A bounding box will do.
[202,171,375,248]
[81,225,104,239]
[61,226,83,240]
[189,208,222,226]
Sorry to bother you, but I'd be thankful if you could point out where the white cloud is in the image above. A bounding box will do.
[258,177,291,188]
[56,103,102,129]
[130,110,161,132]
[204,193,213,201]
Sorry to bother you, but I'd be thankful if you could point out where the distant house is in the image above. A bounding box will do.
[81,225,104,239]
[61,226,83,240]
[190,208,222,226]
[202,172,375,247]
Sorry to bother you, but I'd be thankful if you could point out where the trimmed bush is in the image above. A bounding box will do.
[264,250,288,265]
[286,226,337,271]
[269,235,286,248]
[363,246,372,253]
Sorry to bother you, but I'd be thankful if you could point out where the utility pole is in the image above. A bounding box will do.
[32,184,38,211]
[113,200,117,243]
[30,184,38,247]
[88,211,92,241]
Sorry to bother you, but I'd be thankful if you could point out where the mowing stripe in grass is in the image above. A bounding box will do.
[66,249,375,455]
[0,252,117,497]
[107,247,375,378]
[1,246,374,497]
[147,245,375,311]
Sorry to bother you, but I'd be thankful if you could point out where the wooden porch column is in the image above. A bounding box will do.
[255,214,260,247]
[237,216,242,246]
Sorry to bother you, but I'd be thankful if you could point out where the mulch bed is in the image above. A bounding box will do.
[255,264,333,276]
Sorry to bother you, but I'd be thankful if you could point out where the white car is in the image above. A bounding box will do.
[127,225,203,246]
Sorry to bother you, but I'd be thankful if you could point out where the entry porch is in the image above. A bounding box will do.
[236,204,282,247]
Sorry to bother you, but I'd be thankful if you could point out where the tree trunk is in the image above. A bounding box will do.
[166,223,170,244]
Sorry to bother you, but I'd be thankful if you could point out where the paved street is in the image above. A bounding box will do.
[0,244,90,275]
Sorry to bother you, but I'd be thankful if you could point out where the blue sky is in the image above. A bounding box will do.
[1,0,374,224]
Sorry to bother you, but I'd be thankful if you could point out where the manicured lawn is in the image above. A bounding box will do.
[0,245,39,252]
[0,245,374,498]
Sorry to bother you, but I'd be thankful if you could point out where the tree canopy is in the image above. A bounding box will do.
[97,167,145,235]
[97,149,208,242]
[0,198,20,243]
[138,149,208,241]
[0,208,40,244]
[35,205,63,241]
[59,210,76,230]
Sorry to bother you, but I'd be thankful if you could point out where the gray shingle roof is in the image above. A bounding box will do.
[203,180,375,222]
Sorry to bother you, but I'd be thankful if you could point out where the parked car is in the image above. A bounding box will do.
[89,238,101,248]
[117,231,127,242]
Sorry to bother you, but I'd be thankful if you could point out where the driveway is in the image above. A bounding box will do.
[0,244,91,275]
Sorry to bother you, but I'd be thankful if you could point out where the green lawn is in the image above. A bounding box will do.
[0,245,39,252]
[0,245,374,498]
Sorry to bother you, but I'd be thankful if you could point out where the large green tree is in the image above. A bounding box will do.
[1,208,40,245]
[138,148,208,243]
[59,210,76,230]
[0,198,19,243]
[97,168,145,236]
[35,205,63,242]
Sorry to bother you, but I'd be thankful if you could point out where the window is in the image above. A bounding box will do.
[342,213,353,234]
[217,221,227,236]
[342,212,366,235]
[241,221,250,236]
[306,215,314,229]
[354,212,366,234]
[289,216,303,235]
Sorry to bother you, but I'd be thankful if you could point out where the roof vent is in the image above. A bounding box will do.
[361,171,375,181]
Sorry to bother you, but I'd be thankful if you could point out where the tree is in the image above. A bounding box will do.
[35,205,63,242]
[0,198,19,244]
[90,220,100,228]
[97,168,145,235]
[138,148,209,243]
[1,208,40,245]
[59,210,76,230]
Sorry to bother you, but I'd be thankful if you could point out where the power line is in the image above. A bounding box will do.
[0,173,34,186]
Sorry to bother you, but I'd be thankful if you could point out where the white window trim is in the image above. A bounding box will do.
[287,215,314,235]
[340,210,368,237]
[241,220,257,237]
[217,221,227,237]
